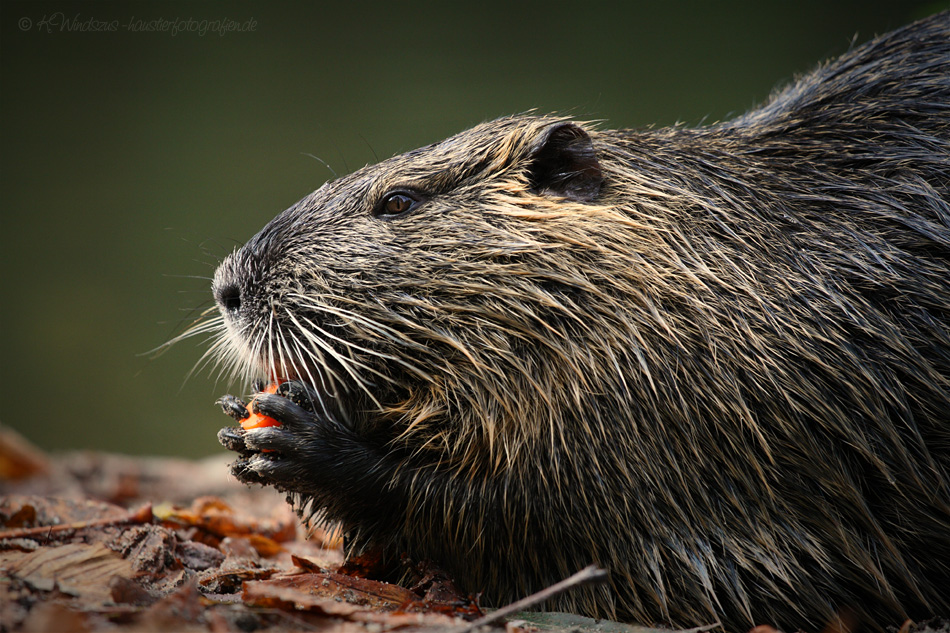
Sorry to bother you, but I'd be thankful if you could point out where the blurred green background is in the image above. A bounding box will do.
[1,1,944,458]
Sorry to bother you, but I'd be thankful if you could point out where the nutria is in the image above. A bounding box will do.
[207,11,950,632]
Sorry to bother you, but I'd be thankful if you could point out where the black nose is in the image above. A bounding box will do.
[215,282,242,316]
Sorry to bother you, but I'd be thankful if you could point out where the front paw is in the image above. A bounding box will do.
[216,383,329,490]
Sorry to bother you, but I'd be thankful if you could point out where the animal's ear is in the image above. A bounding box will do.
[527,122,603,202]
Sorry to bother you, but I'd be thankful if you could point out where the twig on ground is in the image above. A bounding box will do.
[458,564,609,632]
[0,503,153,541]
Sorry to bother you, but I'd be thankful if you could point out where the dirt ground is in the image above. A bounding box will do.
[0,425,658,633]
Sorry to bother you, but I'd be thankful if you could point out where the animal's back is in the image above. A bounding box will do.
[590,12,950,625]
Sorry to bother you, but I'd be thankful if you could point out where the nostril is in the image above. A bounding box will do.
[216,283,242,315]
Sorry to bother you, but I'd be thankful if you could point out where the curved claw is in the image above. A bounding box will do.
[217,394,250,421]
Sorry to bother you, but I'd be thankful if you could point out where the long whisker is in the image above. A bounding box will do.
[147,306,222,356]
[286,329,338,395]
[289,295,434,382]
[292,313,399,385]
[292,294,420,347]
[286,331,337,420]
[285,311,384,410]
[187,322,232,381]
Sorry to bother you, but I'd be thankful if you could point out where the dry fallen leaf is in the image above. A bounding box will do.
[2,542,136,604]
[0,424,50,481]
[243,575,364,616]
[153,495,296,551]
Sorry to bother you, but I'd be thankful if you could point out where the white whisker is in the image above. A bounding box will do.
[286,333,337,420]
[285,311,384,410]
[288,295,434,382]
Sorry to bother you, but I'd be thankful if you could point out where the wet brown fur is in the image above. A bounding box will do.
[208,12,950,632]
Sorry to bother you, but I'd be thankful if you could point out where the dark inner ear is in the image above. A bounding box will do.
[527,122,603,202]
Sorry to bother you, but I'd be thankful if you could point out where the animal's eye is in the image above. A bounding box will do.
[374,190,424,219]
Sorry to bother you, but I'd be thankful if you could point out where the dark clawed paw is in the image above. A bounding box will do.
[252,393,319,430]
[225,450,305,489]
[276,380,322,413]
[217,426,249,453]
[228,456,269,485]
[243,426,295,454]
[243,452,312,489]
[217,394,250,421]
[216,384,333,491]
